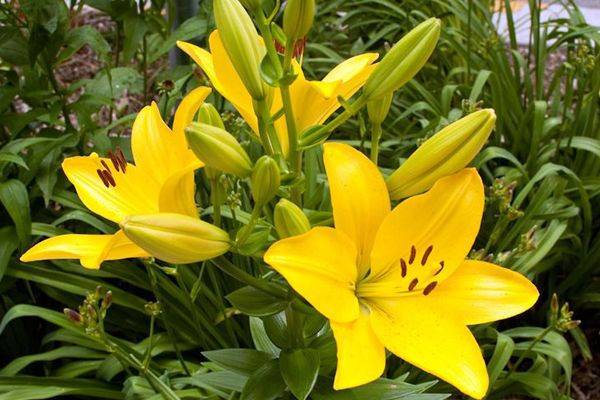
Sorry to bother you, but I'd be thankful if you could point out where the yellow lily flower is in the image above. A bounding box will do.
[177,31,378,154]
[20,87,212,269]
[264,143,539,398]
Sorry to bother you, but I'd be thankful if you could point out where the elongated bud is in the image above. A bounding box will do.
[367,92,393,125]
[283,0,316,41]
[121,213,231,264]
[274,199,310,238]
[387,109,496,199]
[198,103,225,130]
[214,0,267,100]
[251,156,280,206]
[364,18,441,100]
[64,308,82,324]
[185,122,253,177]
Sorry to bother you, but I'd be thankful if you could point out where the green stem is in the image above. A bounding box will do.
[142,314,156,370]
[505,326,554,379]
[370,122,382,163]
[236,206,261,246]
[209,177,222,227]
[322,95,368,135]
[211,256,287,298]
[143,262,192,376]
[281,40,302,205]
[255,98,278,156]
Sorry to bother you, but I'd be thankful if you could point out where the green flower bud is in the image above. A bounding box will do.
[214,0,268,100]
[367,92,393,125]
[121,213,231,264]
[197,103,225,130]
[283,0,316,41]
[364,18,441,100]
[185,122,253,177]
[274,198,310,238]
[387,109,496,200]
[251,155,280,206]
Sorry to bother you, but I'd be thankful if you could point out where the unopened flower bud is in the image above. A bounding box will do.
[121,213,231,264]
[185,122,253,177]
[283,0,316,41]
[198,103,225,130]
[251,156,280,206]
[214,0,268,100]
[274,199,310,238]
[367,92,393,125]
[101,291,113,310]
[64,308,82,324]
[363,18,441,100]
[387,109,496,199]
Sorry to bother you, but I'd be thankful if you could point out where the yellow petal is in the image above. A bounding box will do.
[263,227,360,323]
[20,230,149,269]
[131,103,191,185]
[331,308,386,390]
[62,154,160,224]
[323,143,390,279]
[291,53,378,132]
[422,260,539,325]
[172,86,212,167]
[159,166,198,218]
[369,298,489,399]
[369,168,483,284]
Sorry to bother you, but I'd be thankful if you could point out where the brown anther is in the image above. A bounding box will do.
[409,245,416,264]
[101,170,116,187]
[400,259,407,277]
[116,148,127,172]
[107,151,120,172]
[421,245,433,265]
[423,281,437,295]
[434,261,445,276]
[97,169,110,188]
[408,278,418,291]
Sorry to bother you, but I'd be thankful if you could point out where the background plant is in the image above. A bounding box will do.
[0,0,598,399]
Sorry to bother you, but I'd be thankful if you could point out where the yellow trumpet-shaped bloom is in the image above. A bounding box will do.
[177,31,378,154]
[20,87,212,269]
[264,143,539,398]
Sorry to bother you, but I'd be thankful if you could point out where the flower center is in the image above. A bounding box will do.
[355,243,445,299]
[96,147,127,188]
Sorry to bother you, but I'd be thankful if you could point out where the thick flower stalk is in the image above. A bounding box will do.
[177,33,377,154]
[264,143,539,398]
[20,87,227,268]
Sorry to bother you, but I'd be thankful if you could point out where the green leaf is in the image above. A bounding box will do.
[487,332,514,388]
[202,348,274,377]
[0,152,29,170]
[0,27,29,65]
[57,25,110,63]
[0,180,31,250]
[280,348,320,400]
[122,14,148,62]
[226,286,288,317]
[240,359,286,400]
[0,346,105,377]
[0,227,18,283]
[0,377,124,399]
[260,54,284,87]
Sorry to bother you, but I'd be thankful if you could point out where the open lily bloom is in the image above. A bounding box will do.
[264,143,539,399]
[177,31,378,154]
[20,87,212,269]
